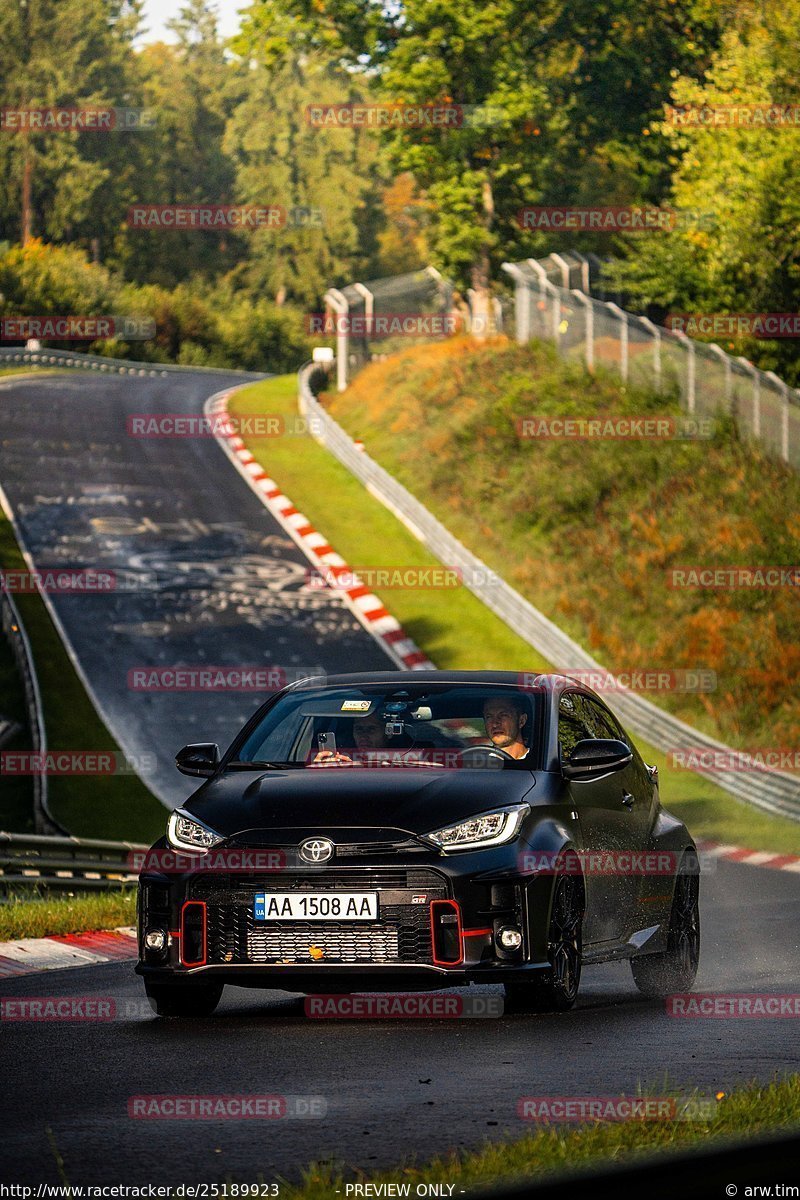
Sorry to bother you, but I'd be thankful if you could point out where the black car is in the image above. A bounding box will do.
[136,671,700,1016]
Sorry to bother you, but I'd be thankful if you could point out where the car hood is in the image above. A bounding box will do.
[185,766,536,843]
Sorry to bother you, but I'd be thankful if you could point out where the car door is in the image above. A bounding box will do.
[577,694,655,940]
[558,692,622,946]
[583,698,659,932]
[558,692,650,945]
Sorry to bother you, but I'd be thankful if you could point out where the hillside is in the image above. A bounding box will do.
[324,337,800,755]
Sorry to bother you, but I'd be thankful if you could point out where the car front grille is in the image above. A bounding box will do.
[189,868,443,895]
[191,869,447,966]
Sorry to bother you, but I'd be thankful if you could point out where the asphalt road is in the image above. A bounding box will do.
[0,369,392,807]
[1,859,798,1185]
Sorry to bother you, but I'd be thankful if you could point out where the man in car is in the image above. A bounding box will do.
[482,694,530,760]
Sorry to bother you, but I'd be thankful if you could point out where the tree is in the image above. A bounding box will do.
[0,0,145,251]
[115,2,247,285]
[224,13,385,304]
[231,0,720,322]
[609,0,800,382]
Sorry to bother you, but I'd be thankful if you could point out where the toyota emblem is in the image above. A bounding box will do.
[299,837,334,864]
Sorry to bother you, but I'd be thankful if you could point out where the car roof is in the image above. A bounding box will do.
[290,670,604,702]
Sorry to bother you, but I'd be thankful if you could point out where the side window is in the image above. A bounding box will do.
[578,696,623,742]
[581,697,653,792]
[558,692,593,760]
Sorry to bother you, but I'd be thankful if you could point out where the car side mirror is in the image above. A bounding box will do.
[562,738,632,781]
[175,743,220,778]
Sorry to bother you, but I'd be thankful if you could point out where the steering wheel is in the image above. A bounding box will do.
[457,744,515,768]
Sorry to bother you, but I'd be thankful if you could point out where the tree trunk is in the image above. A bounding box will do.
[21,143,33,244]
[469,175,495,339]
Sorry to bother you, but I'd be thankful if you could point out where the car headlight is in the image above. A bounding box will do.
[425,804,530,852]
[167,809,224,852]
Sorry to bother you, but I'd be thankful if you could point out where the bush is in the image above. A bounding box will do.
[0,241,313,372]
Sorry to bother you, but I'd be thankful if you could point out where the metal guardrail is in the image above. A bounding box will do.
[0,346,268,379]
[0,579,63,834]
[299,363,800,821]
[0,831,146,892]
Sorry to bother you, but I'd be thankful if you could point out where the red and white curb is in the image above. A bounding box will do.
[204,388,434,672]
[0,927,137,978]
[697,839,800,874]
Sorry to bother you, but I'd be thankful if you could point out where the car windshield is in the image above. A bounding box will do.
[231,684,540,770]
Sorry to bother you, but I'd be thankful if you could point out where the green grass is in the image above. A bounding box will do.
[0,888,136,940]
[0,367,59,378]
[274,1078,800,1196]
[229,375,800,854]
[0,511,165,841]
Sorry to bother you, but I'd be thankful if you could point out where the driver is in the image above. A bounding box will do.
[482,694,530,760]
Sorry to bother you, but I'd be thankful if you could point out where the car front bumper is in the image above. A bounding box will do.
[136,840,555,990]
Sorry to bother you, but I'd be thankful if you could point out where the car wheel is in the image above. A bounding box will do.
[504,871,583,1013]
[144,980,223,1018]
[631,851,700,998]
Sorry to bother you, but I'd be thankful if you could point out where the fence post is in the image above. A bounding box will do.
[550,252,571,289]
[736,357,760,438]
[501,263,530,343]
[671,331,696,413]
[604,302,629,383]
[765,371,790,461]
[324,288,349,392]
[571,290,594,372]
[352,281,374,363]
[707,343,732,412]
[549,283,561,346]
[525,258,551,340]
[571,251,591,293]
[638,316,661,393]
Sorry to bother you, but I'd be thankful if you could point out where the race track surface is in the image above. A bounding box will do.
[0,860,798,1184]
[0,370,392,806]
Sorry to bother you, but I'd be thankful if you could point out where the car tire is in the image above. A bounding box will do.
[504,871,583,1013]
[631,850,700,998]
[144,980,224,1018]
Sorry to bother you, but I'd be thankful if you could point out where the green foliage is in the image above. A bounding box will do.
[609,0,800,383]
[235,1,722,291]
[0,240,117,313]
[222,52,382,302]
[0,0,145,247]
[0,240,313,371]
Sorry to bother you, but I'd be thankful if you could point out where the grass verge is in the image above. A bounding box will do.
[0,888,136,940]
[228,374,800,853]
[278,1078,800,1197]
[0,367,59,378]
[0,509,165,841]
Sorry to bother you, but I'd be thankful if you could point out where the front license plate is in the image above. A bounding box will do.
[253,892,379,921]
